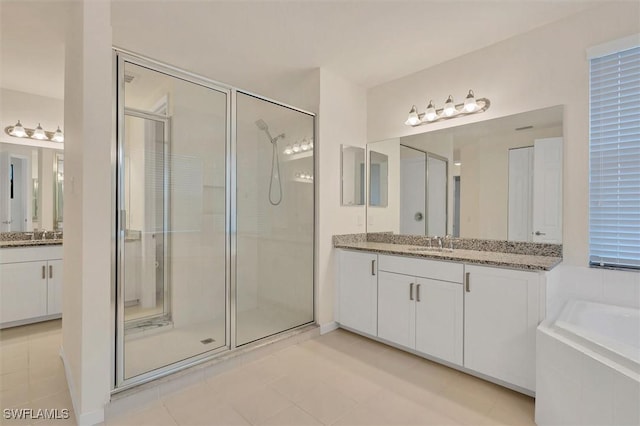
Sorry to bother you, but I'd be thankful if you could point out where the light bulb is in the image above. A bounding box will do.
[404,105,421,126]
[9,120,27,137]
[443,96,456,117]
[464,90,477,113]
[292,143,301,153]
[425,100,437,121]
[300,138,309,151]
[454,161,461,166]
[32,123,47,140]
[284,145,293,155]
[51,126,64,142]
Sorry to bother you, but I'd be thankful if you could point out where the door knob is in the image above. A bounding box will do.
[414,212,423,221]
[534,231,546,236]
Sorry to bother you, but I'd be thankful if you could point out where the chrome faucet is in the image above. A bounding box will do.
[444,235,455,251]
[434,236,443,251]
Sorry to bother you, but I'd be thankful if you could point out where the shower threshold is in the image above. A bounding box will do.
[124,315,173,336]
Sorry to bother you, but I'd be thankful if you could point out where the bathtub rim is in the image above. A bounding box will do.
[538,300,640,378]
[555,299,639,367]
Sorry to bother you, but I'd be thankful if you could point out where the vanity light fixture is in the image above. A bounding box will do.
[51,127,65,142]
[283,137,314,156]
[32,123,47,140]
[5,121,64,143]
[295,171,313,182]
[9,120,27,137]
[404,90,490,126]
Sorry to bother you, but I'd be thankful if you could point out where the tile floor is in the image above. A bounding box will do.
[0,319,75,425]
[1,322,536,426]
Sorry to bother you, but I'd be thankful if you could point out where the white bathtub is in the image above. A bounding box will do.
[536,300,640,426]
[556,300,640,373]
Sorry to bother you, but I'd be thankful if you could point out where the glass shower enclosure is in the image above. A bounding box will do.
[114,51,314,389]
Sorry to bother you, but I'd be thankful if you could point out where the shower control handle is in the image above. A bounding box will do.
[371,259,376,276]
[534,231,546,236]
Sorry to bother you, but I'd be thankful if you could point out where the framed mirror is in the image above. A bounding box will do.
[369,150,388,207]
[366,105,563,243]
[0,142,63,232]
[341,145,365,206]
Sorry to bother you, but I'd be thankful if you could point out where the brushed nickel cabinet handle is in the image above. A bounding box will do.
[409,283,414,301]
[42,265,46,279]
[371,259,376,276]
[49,265,53,279]
[416,284,421,302]
[465,272,470,292]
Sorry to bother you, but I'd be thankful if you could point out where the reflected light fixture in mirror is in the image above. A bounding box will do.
[405,90,490,126]
[5,120,64,142]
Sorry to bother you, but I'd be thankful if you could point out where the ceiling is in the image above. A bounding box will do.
[1,1,604,101]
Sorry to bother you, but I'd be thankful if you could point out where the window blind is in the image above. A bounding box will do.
[589,45,640,270]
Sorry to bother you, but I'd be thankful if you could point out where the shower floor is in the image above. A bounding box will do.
[123,304,313,380]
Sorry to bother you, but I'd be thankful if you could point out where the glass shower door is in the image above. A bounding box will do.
[117,58,229,384]
[235,92,314,346]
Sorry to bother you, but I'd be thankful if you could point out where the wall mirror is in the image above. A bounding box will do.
[366,105,563,243]
[0,142,63,233]
[369,150,388,207]
[341,145,365,206]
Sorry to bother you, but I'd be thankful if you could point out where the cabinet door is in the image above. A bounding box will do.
[415,278,463,366]
[0,262,48,323]
[47,260,63,315]
[377,271,415,349]
[464,265,540,391]
[338,250,378,336]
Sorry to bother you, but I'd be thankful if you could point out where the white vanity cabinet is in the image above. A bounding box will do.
[377,255,463,366]
[336,247,549,395]
[337,250,378,336]
[0,246,63,327]
[463,264,544,392]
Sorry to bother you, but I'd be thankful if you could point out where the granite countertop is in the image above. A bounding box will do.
[0,239,63,248]
[334,240,562,271]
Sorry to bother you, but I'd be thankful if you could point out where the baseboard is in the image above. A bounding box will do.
[60,347,105,426]
[320,321,339,334]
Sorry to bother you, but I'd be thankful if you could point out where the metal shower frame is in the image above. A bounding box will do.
[111,48,316,392]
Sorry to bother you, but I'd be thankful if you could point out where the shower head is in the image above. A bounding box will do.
[255,119,269,132]
[255,119,284,144]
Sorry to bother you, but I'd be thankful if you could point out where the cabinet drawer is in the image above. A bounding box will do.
[378,254,463,283]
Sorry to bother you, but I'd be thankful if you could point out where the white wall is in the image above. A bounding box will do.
[62,1,112,424]
[0,88,64,149]
[317,68,367,327]
[368,3,639,267]
[367,3,640,313]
